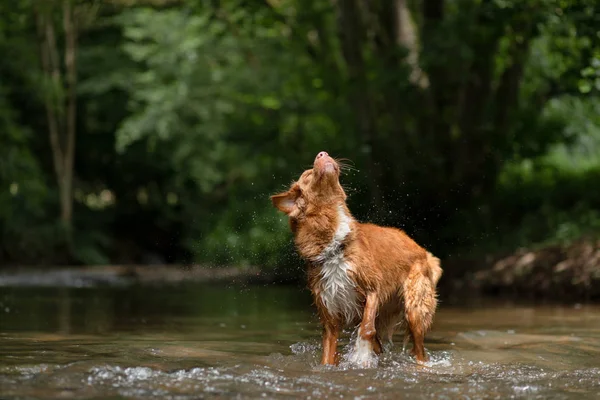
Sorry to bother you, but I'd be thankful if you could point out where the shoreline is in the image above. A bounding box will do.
[1,238,598,301]
[441,238,600,301]
[0,264,265,288]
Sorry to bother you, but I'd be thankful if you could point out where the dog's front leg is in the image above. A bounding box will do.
[321,322,340,365]
[361,292,383,354]
[348,292,381,367]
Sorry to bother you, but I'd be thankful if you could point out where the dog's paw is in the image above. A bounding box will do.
[345,336,378,368]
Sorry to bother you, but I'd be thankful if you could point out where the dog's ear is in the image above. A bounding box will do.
[271,186,300,215]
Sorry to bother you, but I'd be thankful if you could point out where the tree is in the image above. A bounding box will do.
[34,0,97,243]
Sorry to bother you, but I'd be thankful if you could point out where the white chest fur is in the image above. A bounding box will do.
[317,206,359,324]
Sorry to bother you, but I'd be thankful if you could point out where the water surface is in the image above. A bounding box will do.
[1,282,600,399]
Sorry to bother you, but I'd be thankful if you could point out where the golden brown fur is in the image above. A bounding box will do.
[271,151,442,365]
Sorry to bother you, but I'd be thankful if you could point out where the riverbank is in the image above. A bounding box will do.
[1,238,599,301]
[0,264,262,288]
[442,237,600,301]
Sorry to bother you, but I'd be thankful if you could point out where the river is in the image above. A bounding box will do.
[1,282,599,399]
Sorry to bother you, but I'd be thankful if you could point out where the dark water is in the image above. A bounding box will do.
[1,282,600,399]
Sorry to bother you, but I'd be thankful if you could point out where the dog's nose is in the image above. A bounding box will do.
[316,151,328,159]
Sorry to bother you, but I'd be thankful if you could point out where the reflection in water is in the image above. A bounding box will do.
[1,283,600,399]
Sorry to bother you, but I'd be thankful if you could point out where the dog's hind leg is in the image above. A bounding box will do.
[375,300,402,352]
[402,262,438,362]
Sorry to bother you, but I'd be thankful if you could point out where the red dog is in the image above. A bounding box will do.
[271,151,442,367]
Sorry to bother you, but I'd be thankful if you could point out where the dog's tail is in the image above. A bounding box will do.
[426,251,443,287]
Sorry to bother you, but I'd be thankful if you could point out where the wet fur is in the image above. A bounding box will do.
[271,153,442,366]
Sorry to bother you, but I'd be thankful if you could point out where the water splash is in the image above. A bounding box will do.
[339,328,379,369]
[2,349,600,400]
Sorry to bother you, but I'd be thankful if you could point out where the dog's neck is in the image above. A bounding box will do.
[293,204,354,264]
[313,205,352,263]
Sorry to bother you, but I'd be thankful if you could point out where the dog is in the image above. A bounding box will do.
[271,151,442,367]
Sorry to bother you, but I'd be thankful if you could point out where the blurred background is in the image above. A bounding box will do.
[1,0,599,296]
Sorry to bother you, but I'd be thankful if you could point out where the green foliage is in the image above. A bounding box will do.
[0,87,56,263]
[0,0,599,268]
[450,94,600,255]
[0,2,60,264]
[107,3,343,265]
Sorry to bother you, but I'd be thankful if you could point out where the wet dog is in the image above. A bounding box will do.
[271,151,442,367]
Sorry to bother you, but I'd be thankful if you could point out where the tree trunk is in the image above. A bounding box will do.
[62,0,77,228]
[37,12,65,191]
[396,0,427,88]
[35,1,79,251]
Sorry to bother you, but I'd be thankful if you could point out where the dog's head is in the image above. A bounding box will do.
[271,151,347,220]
